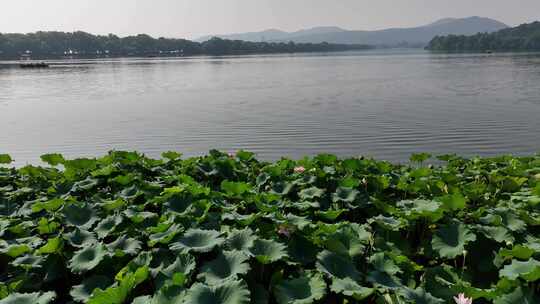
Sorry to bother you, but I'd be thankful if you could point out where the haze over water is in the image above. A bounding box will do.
[1,49,540,165]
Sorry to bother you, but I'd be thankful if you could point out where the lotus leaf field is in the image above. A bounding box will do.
[0,150,539,303]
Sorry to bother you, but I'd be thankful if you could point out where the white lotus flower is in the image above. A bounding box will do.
[454,293,472,304]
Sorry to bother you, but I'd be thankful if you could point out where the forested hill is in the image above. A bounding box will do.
[426,21,540,51]
[0,31,372,59]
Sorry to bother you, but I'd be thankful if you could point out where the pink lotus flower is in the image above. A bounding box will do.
[228,152,235,158]
[454,293,472,304]
[294,166,306,174]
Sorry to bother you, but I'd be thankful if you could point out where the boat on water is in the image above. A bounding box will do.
[19,51,50,68]
[19,62,50,68]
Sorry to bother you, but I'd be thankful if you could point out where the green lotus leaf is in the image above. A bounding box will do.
[162,194,194,214]
[100,198,126,212]
[315,209,345,221]
[498,245,535,261]
[71,177,99,192]
[299,187,324,200]
[316,250,361,281]
[11,254,44,269]
[0,154,13,164]
[40,154,65,166]
[221,181,251,197]
[366,271,402,289]
[162,151,182,160]
[184,280,250,304]
[332,187,359,203]
[270,182,293,196]
[198,251,250,285]
[493,286,539,304]
[249,239,287,264]
[499,258,540,281]
[371,215,406,231]
[274,273,326,304]
[109,236,142,256]
[31,198,65,213]
[410,153,432,163]
[155,252,197,289]
[330,277,373,300]
[225,228,256,252]
[0,291,56,304]
[65,229,98,247]
[170,229,224,253]
[293,175,317,186]
[63,203,97,229]
[397,199,444,221]
[500,212,526,232]
[438,192,467,211]
[475,225,514,243]
[402,287,444,304]
[88,266,149,304]
[149,224,183,246]
[94,215,123,239]
[1,244,31,258]
[432,222,476,258]
[287,236,319,265]
[133,285,186,304]
[36,237,63,255]
[69,243,108,274]
[369,253,401,275]
[70,275,113,303]
[324,223,371,258]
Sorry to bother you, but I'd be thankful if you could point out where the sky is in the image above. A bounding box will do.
[1,0,539,39]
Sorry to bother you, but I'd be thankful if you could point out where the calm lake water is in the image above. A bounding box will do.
[1,50,540,165]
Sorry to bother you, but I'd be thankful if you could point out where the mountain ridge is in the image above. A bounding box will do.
[197,17,509,47]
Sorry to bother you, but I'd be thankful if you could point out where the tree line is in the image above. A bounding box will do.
[0,31,372,59]
[426,21,540,51]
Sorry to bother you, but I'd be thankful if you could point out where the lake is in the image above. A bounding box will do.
[1,49,539,165]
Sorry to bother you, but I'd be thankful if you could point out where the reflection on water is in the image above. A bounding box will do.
[1,50,539,165]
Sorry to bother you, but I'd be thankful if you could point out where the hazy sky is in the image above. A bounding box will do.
[1,0,539,39]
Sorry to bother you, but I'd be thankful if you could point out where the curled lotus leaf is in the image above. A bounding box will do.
[70,275,113,302]
[249,239,287,264]
[330,277,373,300]
[184,280,250,304]
[402,287,444,304]
[169,229,224,253]
[431,223,476,259]
[225,228,256,252]
[64,229,97,248]
[493,286,540,304]
[299,187,324,200]
[499,258,540,281]
[94,215,123,239]
[63,203,97,229]
[332,187,359,203]
[109,236,142,256]
[432,222,476,259]
[198,251,250,285]
[274,273,326,304]
[0,291,56,304]
[69,243,108,274]
[316,250,361,281]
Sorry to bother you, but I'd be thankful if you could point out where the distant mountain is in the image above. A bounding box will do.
[198,17,509,47]
[196,26,347,42]
[427,21,540,51]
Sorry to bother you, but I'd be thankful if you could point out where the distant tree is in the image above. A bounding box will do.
[426,21,540,51]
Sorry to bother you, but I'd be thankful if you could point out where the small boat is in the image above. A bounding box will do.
[20,62,49,68]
